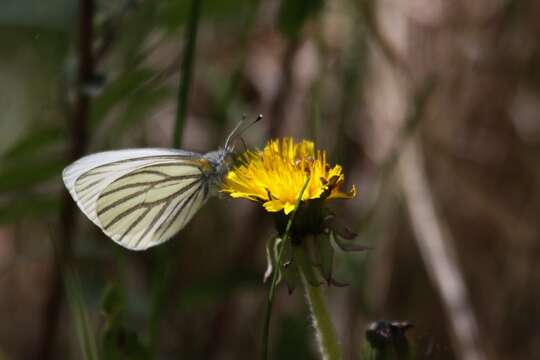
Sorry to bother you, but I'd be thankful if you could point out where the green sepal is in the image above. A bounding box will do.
[316,233,334,285]
[282,258,301,294]
[331,231,370,252]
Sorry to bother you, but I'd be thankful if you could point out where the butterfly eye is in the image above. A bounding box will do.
[224,152,236,166]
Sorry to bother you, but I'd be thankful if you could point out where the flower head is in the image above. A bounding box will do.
[221,138,355,215]
[222,137,365,290]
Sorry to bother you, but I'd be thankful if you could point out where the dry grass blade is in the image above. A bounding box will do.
[399,140,486,360]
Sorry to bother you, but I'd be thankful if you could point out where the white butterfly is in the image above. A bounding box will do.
[63,116,261,251]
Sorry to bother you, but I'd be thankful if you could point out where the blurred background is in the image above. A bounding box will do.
[1,0,539,359]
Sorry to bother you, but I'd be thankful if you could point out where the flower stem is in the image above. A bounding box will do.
[262,177,311,360]
[297,248,342,360]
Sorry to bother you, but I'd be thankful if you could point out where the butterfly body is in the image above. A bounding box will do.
[63,147,234,251]
[201,148,236,195]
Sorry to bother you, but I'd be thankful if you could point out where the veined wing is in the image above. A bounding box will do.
[63,149,208,246]
[95,161,210,250]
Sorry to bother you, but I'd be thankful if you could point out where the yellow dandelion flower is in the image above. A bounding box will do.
[221,138,355,214]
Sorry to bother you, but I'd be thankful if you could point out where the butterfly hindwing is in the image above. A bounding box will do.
[63,148,210,250]
[95,161,209,250]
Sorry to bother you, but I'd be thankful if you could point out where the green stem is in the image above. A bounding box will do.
[298,248,342,360]
[173,0,202,147]
[261,177,311,360]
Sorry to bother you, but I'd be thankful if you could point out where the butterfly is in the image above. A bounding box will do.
[63,115,262,251]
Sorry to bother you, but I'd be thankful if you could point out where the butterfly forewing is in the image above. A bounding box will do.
[63,148,211,250]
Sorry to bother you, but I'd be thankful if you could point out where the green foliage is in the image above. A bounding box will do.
[158,0,254,30]
[65,270,99,360]
[0,194,59,224]
[277,0,324,39]
[101,282,151,360]
[0,156,65,192]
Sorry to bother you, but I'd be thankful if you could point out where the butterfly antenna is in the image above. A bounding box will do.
[224,114,263,150]
[239,136,248,152]
[224,114,247,150]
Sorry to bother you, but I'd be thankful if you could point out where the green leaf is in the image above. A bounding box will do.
[65,270,99,360]
[101,282,124,318]
[2,127,65,161]
[277,0,324,39]
[100,282,151,360]
[331,231,370,252]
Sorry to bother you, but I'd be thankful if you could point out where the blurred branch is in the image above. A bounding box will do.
[39,1,95,359]
[399,140,486,360]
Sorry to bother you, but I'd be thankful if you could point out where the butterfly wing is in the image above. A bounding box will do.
[63,149,211,250]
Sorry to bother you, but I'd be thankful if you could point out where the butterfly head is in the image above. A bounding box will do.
[203,114,263,188]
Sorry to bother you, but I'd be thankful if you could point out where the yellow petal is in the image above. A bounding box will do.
[283,203,296,215]
[329,184,356,199]
[263,200,285,212]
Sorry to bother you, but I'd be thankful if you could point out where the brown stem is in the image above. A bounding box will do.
[38,1,94,358]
